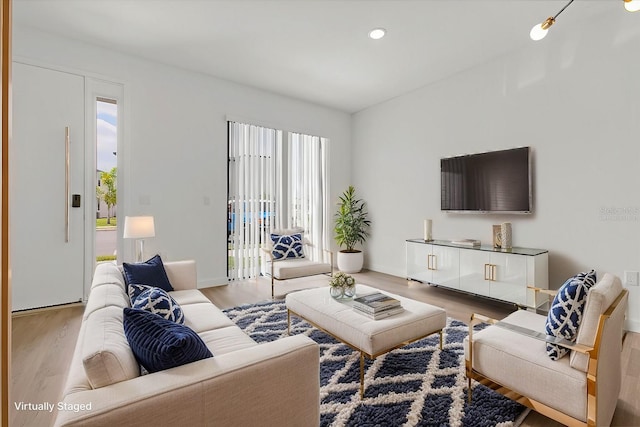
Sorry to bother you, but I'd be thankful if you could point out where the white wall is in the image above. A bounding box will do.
[352,11,640,329]
[13,26,352,289]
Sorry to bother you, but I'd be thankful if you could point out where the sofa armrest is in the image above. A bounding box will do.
[164,260,197,290]
[54,334,319,427]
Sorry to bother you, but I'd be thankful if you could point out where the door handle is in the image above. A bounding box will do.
[65,126,70,243]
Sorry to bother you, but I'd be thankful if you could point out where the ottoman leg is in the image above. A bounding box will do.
[439,330,443,350]
[287,310,290,335]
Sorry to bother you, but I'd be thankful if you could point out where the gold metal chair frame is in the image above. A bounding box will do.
[466,288,628,427]
[261,243,333,299]
[287,308,443,399]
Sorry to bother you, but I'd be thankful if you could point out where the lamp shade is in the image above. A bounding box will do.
[123,216,155,239]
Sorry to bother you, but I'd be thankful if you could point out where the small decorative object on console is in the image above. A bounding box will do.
[423,219,433,241]
[329,272,356,299]
[501,222,512,249]
[492,225,502,248]
[451,239,481,247]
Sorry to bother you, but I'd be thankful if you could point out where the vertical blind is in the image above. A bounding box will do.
[228,122,329,280]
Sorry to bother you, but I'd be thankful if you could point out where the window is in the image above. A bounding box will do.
[227,121,329,280]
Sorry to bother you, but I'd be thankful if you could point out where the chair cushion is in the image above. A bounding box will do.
[131,286,185,324]
[122,254,174,292]
[465,310,588,422]
[545,270,597,360]
[271,233,304,260]
[123,308,212,373]
[272,258,331,280]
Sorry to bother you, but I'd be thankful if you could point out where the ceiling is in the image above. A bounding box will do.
[13,1,618,113]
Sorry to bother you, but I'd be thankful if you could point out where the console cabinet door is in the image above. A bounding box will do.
[430,245,459,289]
[406,242,431,282]
[490,253,528,306]
[459,250,492,298]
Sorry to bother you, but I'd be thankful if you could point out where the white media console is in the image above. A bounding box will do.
[406,239,549,308]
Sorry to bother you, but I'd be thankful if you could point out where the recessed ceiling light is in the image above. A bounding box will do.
[368,28,386,40]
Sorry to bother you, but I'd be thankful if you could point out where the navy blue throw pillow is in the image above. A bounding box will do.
[123,308,212,373]
[122,254,174,292]
[545,270,597,360]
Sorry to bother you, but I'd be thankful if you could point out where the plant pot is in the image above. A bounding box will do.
[337,250,363,273]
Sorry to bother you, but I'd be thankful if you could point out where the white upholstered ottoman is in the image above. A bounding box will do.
[285,284,447,397]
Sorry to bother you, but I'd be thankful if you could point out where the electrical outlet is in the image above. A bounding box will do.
[624,271,639,286]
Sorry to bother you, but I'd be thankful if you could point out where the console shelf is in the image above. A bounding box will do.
[406,239,549,308]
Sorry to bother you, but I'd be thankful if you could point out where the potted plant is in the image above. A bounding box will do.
[334,185,371,273]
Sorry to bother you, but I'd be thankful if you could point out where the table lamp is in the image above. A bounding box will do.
[123,216,155,262]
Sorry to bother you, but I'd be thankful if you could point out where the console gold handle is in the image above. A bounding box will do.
[484,263,491,280]
[427,254,433,270]
[432,254,437,270]
[491,264,497,281]
[65,126,70,243]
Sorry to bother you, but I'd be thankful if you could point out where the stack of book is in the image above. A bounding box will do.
[352,292,404,320]
[450,239,481,247]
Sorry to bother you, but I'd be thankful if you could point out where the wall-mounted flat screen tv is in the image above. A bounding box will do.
[441,146,532,213]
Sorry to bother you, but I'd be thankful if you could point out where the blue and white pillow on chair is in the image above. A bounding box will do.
[545,270,597,360]
[131,285,185,324]
[270,233,305,260]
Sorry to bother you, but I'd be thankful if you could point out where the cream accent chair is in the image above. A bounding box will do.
[465,273,628,427]
[261,228,333,299]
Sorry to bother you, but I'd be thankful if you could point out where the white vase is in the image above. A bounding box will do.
[337,251,364,273]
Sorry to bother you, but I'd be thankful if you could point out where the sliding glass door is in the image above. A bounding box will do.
[227,121,329,281]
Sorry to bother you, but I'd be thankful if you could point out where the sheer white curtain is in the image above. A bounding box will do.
[228,122,281,280]
[288,133,330,262]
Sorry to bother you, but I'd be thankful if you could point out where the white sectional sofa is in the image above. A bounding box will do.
[55,260,320,427]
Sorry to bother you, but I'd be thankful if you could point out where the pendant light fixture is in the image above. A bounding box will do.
[531,0,639,41]
[530,0,575,41]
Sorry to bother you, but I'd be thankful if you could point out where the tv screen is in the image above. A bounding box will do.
[441,147,532,213]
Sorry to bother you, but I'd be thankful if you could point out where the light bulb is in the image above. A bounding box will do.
[624,0,640,12]
[368,28,386,40]
[530,23,549,41]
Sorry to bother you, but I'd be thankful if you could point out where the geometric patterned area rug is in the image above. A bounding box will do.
[224,300,529,427]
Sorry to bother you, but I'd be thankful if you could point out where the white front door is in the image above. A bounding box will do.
[11,63,86,311]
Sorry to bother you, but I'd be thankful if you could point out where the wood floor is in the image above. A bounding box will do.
[10,270,640,426]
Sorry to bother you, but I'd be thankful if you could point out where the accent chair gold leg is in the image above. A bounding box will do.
[439,330,443,350]
[360,352,365,399]
[467,377,472,404]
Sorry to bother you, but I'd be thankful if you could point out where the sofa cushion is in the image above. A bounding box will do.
[271,233,304,260]
[122,254,174,292]
[545,270,597,360]
[123,308,213,373]
[83,283,130,320]
[199,326,257,356]
[131,286,185,324]
[82,306,140,389]
[181,302,236,333]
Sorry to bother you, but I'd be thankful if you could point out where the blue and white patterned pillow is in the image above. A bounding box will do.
[131,285,185,324]
[270,233,305,260]
[545,270,597,360]
[128,283,151,304]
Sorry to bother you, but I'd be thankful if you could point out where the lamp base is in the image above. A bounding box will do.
[135,239,145,263]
